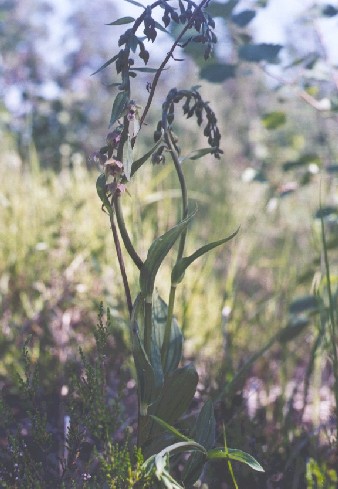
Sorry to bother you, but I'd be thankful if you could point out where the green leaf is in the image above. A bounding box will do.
[130,139,162,178]
[96,173,113,216]
[152,293,183,375]
[123,0,145,8]
[231,9,256,27]
[150,415,191,442]
[106,16,135,25]
[109,91,129,127]
[182,400,216,486]
[152,364,198,432]
[315,206,337,219]
[289,295,320,314]
[179,147,218,163]
[123,135,133,181]
[261,111,286,130]
[91,54,119,75]
[200,63,236,83]
[154,21,170,34]
[278,317,310,343]
[207,448,264,472]
[239,43,283,63]
[171,228,239,285]
[140,211,196,297]
[207,0,239,18]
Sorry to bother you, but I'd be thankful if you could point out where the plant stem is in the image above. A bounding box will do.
[114,195,143,270]
[144,298,153,359]
[161,284,176,367]
[110,212,133,316]
[161,131,189,367]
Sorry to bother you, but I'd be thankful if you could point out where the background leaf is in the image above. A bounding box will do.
[231,10,256,27]
[200,63,236,83]
[239,43,283,63]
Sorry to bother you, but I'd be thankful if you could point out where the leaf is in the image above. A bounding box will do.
[96,173,113,216]
[154,21,170,34]
[130,139,162,178]
[152,364,199,431]
[91,54,119,75]
[261,111,286,130]
[152,293,183,375]
[239,43,283,63]
[150,415,191,442]
[322,5,338,17]
[123,0,145,8]
[171,228,239,285]
[278,317,310,343]
[109,91,129,127]
[179,147,218,163]
[200,63,236,83]
[140,211,196,297]
[283,153,321,171]
[207,448,264,472]
[182,400,216,486]
[289,295,320,314]
[131,67,160,73]
[106,16,135,25]
[123,135,133,181]
[207,0,239,18]
[315,206,337,219]
[231,9,256,27]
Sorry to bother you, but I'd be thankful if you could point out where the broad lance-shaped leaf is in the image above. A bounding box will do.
[207,448,264,472]
[123,135,133,181]
[131,294,155,415]
[172,227,239,285]
[151,365,198,427]
[152,293,183,375]
[183,400,216,486]
[96,173,113,216]
[109,91,129,127]
[140,211,196,297]
[106,16,135,25]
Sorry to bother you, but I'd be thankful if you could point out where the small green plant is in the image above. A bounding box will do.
[94,0,264,486]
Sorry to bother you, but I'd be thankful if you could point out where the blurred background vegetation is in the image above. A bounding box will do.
[1,0,338,486]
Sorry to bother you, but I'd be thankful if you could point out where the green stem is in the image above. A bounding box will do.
[165,131,189,260]
[144,298,153,359]
[114,196,143,270]
[161,131,188,367]
[110,212,133,316]
[161,285,177,367]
